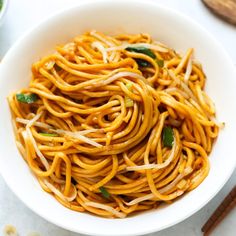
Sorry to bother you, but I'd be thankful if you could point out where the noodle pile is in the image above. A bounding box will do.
[8,31,220,218]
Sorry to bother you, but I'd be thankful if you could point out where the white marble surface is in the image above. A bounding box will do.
[0,0,235,235]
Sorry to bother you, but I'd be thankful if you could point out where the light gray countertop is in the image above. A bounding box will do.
[0,0,235,235]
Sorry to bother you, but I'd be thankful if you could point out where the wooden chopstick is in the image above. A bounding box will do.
[201,185,236,236]
[202,0,236,25]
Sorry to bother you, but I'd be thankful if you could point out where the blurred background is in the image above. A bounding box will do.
[0,0,235,235]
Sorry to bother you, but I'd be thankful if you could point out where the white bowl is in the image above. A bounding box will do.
[0,1,236,235]
[0,0,8,26]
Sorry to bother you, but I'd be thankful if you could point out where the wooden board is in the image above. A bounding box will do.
[202,0,236,25]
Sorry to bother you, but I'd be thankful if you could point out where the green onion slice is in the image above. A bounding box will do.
[126,46,156,59]
[162,127,174,148]
[16,93,38,104]
[156,59,164,68]
[39,133,58,137]
[99,187,110,199]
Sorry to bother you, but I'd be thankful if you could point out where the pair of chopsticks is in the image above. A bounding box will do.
[201,185,236,236]
[201,0,236,233]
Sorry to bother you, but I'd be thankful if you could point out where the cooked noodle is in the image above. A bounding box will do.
[8,31,221,218]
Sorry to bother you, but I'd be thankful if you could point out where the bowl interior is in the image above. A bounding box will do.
[0,1,236,235]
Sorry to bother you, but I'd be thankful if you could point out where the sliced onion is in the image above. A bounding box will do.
[153,40,169,49]
[108,50,117,62]
[168,70,197,102]
[159,167,192,193]
[184,56,193,83]
[16,117,53,129]
[192,59,202,69]
[90,30,114,47]
[75,129,100,135]
[20,112,50,170]
[54,129,102,147]
[26,112,43,128]
[90,31,117,62]
[15,140,26,160]
[105,43,128,52]
[126,193,154,206]
[126,163,157,171]
[87,71,144,89]
[91,41,108,63]
[43,179,77,202]
[16,117,101,147]
[63,42,76,50]
[125,189,183,206]
[165,87,189,99]
[25,127,49,169]
[103,72,144,85]
[22,129,64,184]
[16,117,99,135]
[44,60,55,70]
[126,133,177,171]
[19,114,64,184]
[125,167,191,206]
[84,201,126,218]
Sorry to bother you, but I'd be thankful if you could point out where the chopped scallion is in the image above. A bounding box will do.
[16,93,38,104]
[156,59,164,68]
[136,59,150,67]
[125,96,134,107]
[54,64,62,71]
[39,133,58,137]
[162,126,174,148]
[126,83,133,91]
[99,187,110,199]
[126,46,156,59]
